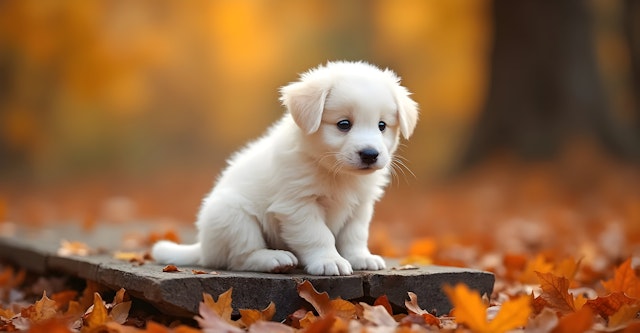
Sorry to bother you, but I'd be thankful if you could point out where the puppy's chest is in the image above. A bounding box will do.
[316,193,360,232]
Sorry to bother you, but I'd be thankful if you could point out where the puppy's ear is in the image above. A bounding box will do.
[394,85,419,139]
[279,80,330,135]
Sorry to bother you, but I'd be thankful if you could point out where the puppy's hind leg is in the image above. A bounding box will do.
[198,202,298,273]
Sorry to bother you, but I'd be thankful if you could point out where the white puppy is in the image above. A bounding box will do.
[152,61,418,275]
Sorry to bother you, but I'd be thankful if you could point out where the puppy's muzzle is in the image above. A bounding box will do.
[359,148,379,166]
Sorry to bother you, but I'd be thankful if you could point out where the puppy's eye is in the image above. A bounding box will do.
[337,120,352,132]
[378,121,386,132]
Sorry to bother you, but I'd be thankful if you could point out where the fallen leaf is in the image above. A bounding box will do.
[445,283,530,333]
[488,295,531,332]
[110,301,132,324]
[297,280,356,319]
[602,258,640,298]
[584,292,636,320]
[113,251,146,264]
[162,265,181,272]
[608,303,640,328]
[373,295,393,316]
[520,254,554,284]
[551,305,593,333]
[536,271,576,314]
[202,289,235,325]
[391,264,420,270]
[192,269,207,275]
[50,290,77,310]
[247,320,295,333]
[27,318,74,333]
[360,303,397,327]
[238,302,276,328]
[444,284,488,331]
[82,293,109,333]
[21,291,58,323]
[57,240,92,257]
[195,301,243,333]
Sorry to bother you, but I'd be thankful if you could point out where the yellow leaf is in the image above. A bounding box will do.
[444,284,489,332]
[82,293,109,333]
[57,240,92,257]
[487,295,531,332]
[519,254,554,284]
[445,283,530,333]
[202,289,235,325]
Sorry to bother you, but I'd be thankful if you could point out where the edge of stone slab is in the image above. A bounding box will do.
[0,235,495,321]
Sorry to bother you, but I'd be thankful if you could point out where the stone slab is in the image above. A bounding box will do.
[0,224,494,320]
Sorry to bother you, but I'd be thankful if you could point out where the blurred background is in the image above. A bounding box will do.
[0,1,639,261]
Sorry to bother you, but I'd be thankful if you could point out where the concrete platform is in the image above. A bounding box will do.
[0,223,494,320]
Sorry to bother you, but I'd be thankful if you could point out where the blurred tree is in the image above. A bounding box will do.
[460,0,640,167]
[624,0,640,129]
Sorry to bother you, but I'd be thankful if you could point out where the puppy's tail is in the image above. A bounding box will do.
[152,241,201,266]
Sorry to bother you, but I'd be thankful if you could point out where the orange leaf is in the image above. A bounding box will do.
[444,284,488,331]
[487,295,531,332]
[51,290,78,310]
[202,289,235,325]
[162,265,181,272]
[584,292,636,320]
[361,302,397,327]
[536,271,576,314]
[609,303,640,328]
[602,258,640,298]
[82,293,109,332]
[520,254,554,284]
[238,302,275,328]
[28,318,74,333]
[297,280,356,319]
[551,305,593,333]
[445,283,529,333]
[195,301,242,333]
[374,295,393,316]
[21,291,58,323]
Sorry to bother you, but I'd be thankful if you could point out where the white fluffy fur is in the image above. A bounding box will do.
[152,61,418,275]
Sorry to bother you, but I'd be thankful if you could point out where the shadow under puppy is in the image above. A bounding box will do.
[152,61,419,275]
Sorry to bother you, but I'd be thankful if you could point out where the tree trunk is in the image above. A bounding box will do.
[460,0,640,168]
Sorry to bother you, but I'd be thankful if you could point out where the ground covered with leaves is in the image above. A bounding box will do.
[1,152,639,332]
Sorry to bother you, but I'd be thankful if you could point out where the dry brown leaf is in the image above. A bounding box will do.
[373,294,393,316]
[584,292,636,320]
[162,265,181,272]
[360,302,397,327]
[202,289,236,325]
[57,240,92,257]
[27,318,74,333]
[238,302,276,328]
[602,258,640,298]
[195,301,243,333]
[50,290,77,310]
[297,280,356,320]
[536,271,576,314]
[20,291,58,323]
[113,251,146,265]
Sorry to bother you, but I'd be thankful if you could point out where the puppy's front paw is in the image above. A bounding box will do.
[345,254,386,271]
[305,256,353,276]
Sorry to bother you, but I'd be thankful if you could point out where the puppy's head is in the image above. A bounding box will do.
[280,61,418,174]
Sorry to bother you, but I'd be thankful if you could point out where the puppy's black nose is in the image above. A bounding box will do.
[359,148,379,165]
